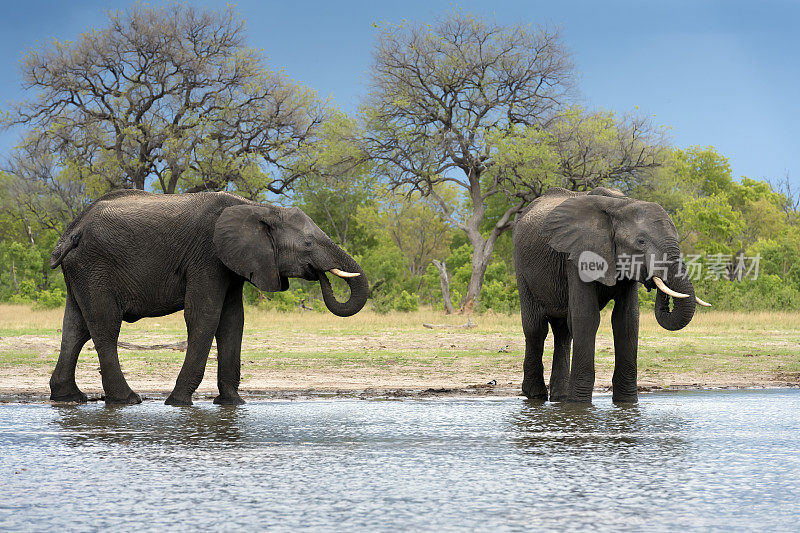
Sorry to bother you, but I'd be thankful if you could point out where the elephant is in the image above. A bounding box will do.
[512,187,710,404]
[48,189,368,406]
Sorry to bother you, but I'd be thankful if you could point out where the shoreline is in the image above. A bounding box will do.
[2,382,798,404]
[2,306,799,404]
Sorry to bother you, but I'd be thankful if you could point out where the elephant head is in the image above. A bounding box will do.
[542,190,710,331]
[212,204,368,317]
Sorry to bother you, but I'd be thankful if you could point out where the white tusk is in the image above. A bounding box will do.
[695,296,712,307]
[329,268,360,278]
[652,276,690,299]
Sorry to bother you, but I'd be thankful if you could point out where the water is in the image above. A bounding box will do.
[1,389,799,531]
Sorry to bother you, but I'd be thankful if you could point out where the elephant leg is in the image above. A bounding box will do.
[612,282,640,403]
[214,283,245,406]
[548,317,572,402]
[166,279,225,406]
[50,289,91,402]
[566,273,601,403]
[79,296,140,405]
[520,285,549,400]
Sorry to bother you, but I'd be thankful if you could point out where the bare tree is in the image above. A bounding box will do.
[771,172,800,226]
[362,11,664,311]
[431,259,456,314]
[5,4,329,196]
[363,12,573,311]
[2,134,89,232]
[491,109,666,200]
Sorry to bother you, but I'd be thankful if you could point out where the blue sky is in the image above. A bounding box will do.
[0,0,797,187]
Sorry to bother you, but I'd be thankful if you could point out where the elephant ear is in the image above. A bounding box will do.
[541,195,630,286]
[213,205,288,292]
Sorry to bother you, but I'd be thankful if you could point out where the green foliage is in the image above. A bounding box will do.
[672,145,735,198]
[691,275,800,311]
[31,288,67,309]
[675,194,746,254]
[394,290,419,312]
[751,235,800,289]
[0,234,67,308]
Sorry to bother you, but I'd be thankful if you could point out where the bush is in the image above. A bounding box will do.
[640,275,800,312]
[479,279,519,314]
[6,279,66,309]
[34,288,66,309]
[256,289,303,312]
[394,290,419,312]
[369,288,420,313]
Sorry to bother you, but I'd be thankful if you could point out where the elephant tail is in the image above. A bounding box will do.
[50,231,82,269]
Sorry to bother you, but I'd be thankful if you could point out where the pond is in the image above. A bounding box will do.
[1,389,799,530]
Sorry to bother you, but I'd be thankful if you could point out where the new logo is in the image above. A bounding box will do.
[577,250,608,282]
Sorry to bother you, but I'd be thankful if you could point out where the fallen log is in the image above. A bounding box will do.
[117,340,188,351]
[422,317,476,329]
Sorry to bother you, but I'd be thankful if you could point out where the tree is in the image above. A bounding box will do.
[5,3,328,196]
[675,194,746,255]
[362,11,664,311]
[671,145,735,198]
[293,113,376,250]
[360,188,453,277]
[1,134,89,235]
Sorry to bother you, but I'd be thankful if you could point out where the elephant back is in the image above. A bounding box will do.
[517,188,579,230]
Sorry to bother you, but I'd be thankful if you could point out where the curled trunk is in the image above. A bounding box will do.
[654,261,696,331]
[317,248,369,317]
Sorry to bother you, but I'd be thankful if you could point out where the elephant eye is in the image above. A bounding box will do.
[637,237,646,245]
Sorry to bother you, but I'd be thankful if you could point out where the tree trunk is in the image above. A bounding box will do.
[432,259,455,314]
[11,259,18,294]
[460,253,491,314]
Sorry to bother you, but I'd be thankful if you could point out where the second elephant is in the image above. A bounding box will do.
[513,187,709,403]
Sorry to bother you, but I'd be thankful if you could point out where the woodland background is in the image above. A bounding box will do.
[1,5,798,313]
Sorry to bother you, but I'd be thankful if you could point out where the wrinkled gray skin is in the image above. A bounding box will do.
[49,190,368,406]
[513,187,696,404]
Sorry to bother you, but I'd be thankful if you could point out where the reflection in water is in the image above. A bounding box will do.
[52,404,245,446]
[0,390,798,530]
[511,399,688,451]
[507,397,693,527]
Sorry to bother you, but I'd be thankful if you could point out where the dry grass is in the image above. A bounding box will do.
[0,304,521,334]
[0,304,798,395]
[3,304,797,336]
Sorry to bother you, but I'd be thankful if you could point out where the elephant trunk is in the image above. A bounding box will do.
[653,260,696,331]
[317,246,369,317]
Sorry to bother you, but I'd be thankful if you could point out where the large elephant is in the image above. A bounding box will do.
[49,190,369,406]
[513,187,710,403]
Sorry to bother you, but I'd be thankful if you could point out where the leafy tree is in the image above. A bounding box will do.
[675,194,745,254]
[1,138,89,234]
[293,113,376,250]
[359,188,453,278]
[362,12,663,311]
[671,145,735,198]
[4,3,329,196]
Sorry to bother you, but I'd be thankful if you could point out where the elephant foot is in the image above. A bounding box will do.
[523,392,548,401]
[50,385,88,403]
[549,393,568,402]
[522,381,548,401]
[165,393,193,406]
[565,396,593,404]
[612,393,638,404]
[105,391,142,405]
[213,393,245,406]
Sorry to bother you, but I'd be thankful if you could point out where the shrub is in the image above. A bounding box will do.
[479,279,519,314]
[394,290,419,312]
[34,289,66,309]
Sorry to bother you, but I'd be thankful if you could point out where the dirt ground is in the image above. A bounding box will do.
[1,325,798,402]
